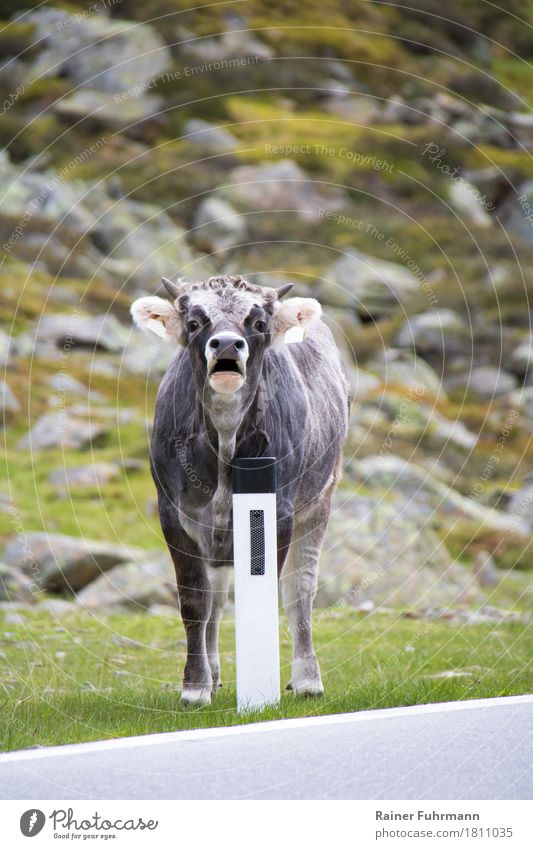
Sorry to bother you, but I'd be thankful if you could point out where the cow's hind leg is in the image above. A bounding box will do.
[281,506,329,697]
[206,565,230,694]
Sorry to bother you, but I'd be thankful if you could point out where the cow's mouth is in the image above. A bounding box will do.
[210,359,243,375]
[208,358,245,394]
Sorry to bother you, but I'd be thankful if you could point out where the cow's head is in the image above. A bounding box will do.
[131,275,321,399]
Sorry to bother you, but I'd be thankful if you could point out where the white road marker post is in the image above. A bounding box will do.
[232,457,280,712]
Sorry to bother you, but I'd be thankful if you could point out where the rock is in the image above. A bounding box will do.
[2,533,145,593]
[0,380,20,416]
[25,8,172,94]
[473,551,500,587]
[395,309,470,356]
[509,339,533,377]
[464,366,517,399]
[36,313,130,352]
[183,119,239,154]
[121,335,175,378]
[369,349,446,400]
[220,160,344,221]
[178,28,273,63]
[54,90,164,139]
[76,554,177,611]
[17,411,109,451]
[85,197,199,289]
[193,196,247,251]
[0,563,37,603]
[448,179,492,227]
[48,462,121,491]
[316,489,477,609]
[350,454,530,535]
[507,478,533,532]
[509,386,533,420]
[320,249,419,317]
[0,330,12,367]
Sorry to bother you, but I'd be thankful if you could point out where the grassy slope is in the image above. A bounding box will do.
[0,605,531,752]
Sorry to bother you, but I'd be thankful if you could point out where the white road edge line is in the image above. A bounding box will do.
[1,694,532,764]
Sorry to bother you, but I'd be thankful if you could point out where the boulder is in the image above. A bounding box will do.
[193,196,247,251]
[317,489,477,609]
[509,339,533,377]
[395,309,470,356]
[448,179,492,227]
[0,380,20,416]
[2,532,145,593]
[53,90,164,139]
[0,330,12,367]
[0,563,37,603]
[76,554,177,611]
[48,462,121,491]
[17,411,109,451]
[25,8,172,94]
[220,160,344,220]
[466,366,517,399]
[350,454,530,535]
[369,349,446,400]
[183,119,239,154]
[320,249,419,317]
[36,313,130,352]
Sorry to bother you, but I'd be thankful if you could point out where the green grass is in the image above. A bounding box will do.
[0,605,531,752]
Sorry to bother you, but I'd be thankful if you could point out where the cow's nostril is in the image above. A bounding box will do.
[234,339,245,350]
[209,339,220,349]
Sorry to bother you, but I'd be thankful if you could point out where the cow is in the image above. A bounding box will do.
[131,275,350,705]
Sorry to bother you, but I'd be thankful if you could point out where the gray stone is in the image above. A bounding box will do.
[2,532,145,593]
[467,366,518,399]
[48,462,121,491]
[316,489,477,609]
[448,179,492,227]
[0,563,37,603]
[395,309,470,356]
[193,196,246,251]
[0,330,12,367]
[76,554,177,611]
[220,160,344,221]
[509,339,533,377]
[25,9,172,95]
[36,313,130,352]
[320,249,419,317]
[53,90,164,138]
[17,411,109,451]
[183,119,239,153]
[0,381,20,416]
[369,349,446,400]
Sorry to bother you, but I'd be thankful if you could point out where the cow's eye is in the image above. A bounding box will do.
[254,320,267,333]
[187,319,200,333]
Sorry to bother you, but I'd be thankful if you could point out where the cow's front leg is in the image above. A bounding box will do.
[206,565,230,693]
[281,515,326,697]
[179,563,213,705]
[160,504,213,705]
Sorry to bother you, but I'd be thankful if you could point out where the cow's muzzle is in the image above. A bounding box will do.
[205,332,248,394]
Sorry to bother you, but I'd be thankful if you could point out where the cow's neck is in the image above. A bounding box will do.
[206,390,247,561]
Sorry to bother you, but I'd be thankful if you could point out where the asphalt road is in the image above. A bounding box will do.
[0,695,531,800]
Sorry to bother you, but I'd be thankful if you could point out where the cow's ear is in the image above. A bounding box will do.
[130,296,181,343]
[270,297,322,339]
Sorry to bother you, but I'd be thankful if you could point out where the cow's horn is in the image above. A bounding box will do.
[162,277,181,299]
[275,283,293,299]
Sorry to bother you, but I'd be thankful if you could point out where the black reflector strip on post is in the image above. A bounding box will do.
[250,510,265,575]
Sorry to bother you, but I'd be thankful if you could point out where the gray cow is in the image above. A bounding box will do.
[131,275,350,704]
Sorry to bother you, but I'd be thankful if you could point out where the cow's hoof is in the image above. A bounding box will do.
[181,686,211,706]
[285,682,293,691]
[293,680,324,698]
